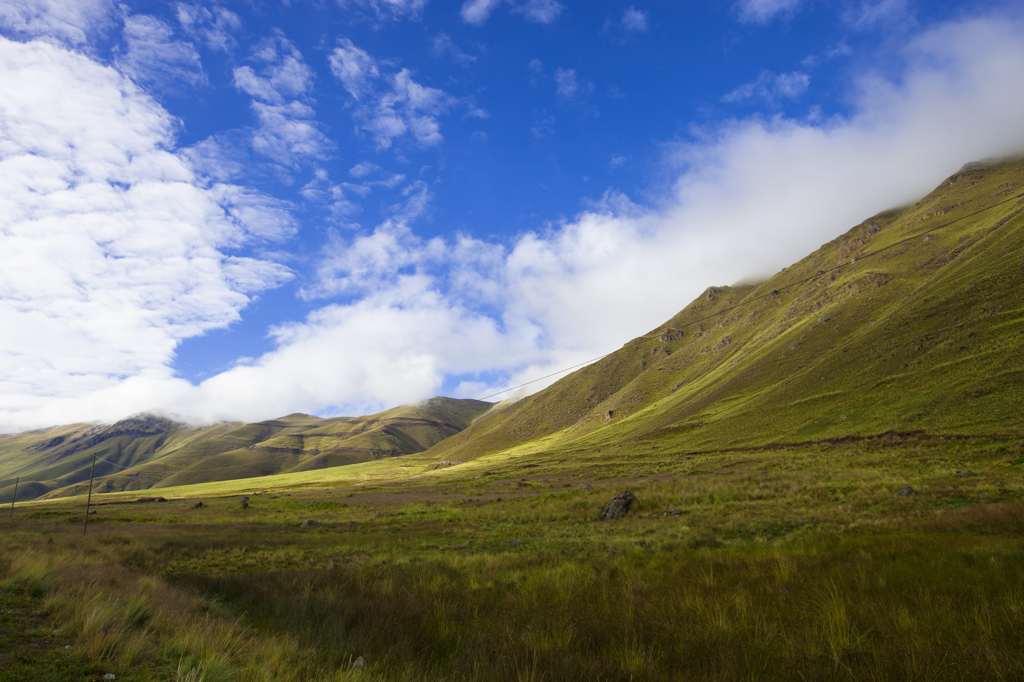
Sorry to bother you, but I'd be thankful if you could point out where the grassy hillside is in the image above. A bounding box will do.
[0,398,491,502]
[425,157,1024,464]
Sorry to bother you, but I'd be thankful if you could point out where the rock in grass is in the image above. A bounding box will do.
[955,470,974,478]
[897,485,914,496]
[662,508,681,517]
[600,492,638,520]
[300,519,322,528]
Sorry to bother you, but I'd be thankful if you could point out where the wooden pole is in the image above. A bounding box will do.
[83,455,96,535]
[8,477,17,518]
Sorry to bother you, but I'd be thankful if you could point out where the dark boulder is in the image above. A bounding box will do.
[600,492,638,521]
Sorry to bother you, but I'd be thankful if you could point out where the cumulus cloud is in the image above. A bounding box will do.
[233,37,331,168]
[723,70,811,105]
[0,37,294,431]
[554,67,592,101]
[340,0,427,23]
[117,14,206,92]
[0,0,111,44]
[5,13,1024,431]
[461,0,503,26]
[328,38,379,100]
[462,0,561,26]
[845,0,910,29]
[431,32,476,67]
[214,13,1024,420]
[621,6,647,33]
[515,0,563,24]
[330,40,458,150]
[174,3,241,52]
[736,0,803,24]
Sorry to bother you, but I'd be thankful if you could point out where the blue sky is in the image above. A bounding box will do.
[1,0,1024,431]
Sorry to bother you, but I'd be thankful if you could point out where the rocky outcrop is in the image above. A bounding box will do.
[600,492,637,520]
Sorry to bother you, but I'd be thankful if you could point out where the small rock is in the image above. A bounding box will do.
[955,471,974,478]
[584,484,593,491]
[897,485,914,496]
[600,491,638,521]
[662,508,681,517]
[300,519,322,528]
[192,501,204,508]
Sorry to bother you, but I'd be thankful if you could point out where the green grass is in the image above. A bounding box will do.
[2,160,1024,679]
[3,434,1024,680]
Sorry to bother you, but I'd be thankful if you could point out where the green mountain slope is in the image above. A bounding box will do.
[0,398,491,501]
[424,157,1024,465]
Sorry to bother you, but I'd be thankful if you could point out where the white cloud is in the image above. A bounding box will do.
[431,32,476,67]
[331,40,457,150]
[217,13,1024,421]
[6,13,1024,431]
[609,154,628,169]
[723,70,810,104]
[554,67,593,101]
[463,0,561,26]
[233,39,314,104]
[461,0,503,26]
[174,3,241,52]
[846,0,910,29]
[340,0,427,22]
[117,15,206,92]
[349,161,381,177]
[0,0,111,44]
[621,6,648,33]
[736,0,803,24]
[300,169,361,222]
[0,37,295,431]
[515,0,563,24]
[249,101,331,167]
[554,67,577,99]
[232,38,330,169]
[328,38,379,100]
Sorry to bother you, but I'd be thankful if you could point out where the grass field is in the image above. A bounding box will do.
[3,159,1023,680]
[3,434,1024,681]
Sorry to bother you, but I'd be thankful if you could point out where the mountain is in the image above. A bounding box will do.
[423,157,1024,464]
[0,397,492,501]
[3,157,1022,501]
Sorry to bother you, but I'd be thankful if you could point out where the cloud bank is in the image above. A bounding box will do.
[2,14,1024,430]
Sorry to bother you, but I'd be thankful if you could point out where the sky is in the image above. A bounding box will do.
[2,0,1024,432]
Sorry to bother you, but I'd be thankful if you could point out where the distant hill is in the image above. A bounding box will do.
[4,158,1023,501]
[423,157,1024,463]
[0,397,492,501]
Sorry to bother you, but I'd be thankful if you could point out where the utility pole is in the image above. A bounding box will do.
[83,455,96,535]
[8,477,17,518]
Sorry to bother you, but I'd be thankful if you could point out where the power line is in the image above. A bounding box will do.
[475,190,1024,402]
